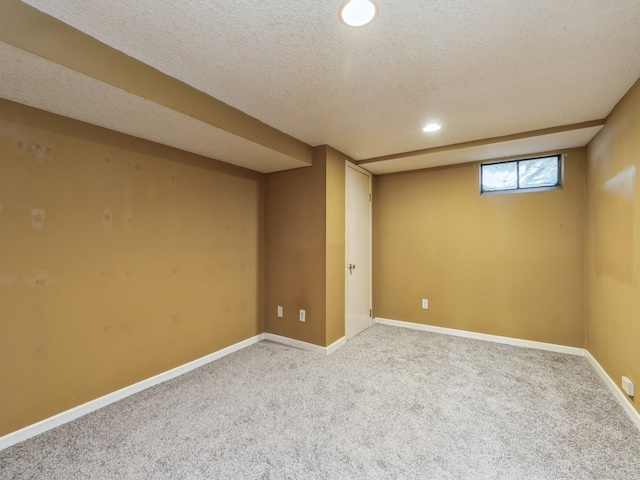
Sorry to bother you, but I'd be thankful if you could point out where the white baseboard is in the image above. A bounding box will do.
[374,317,585,356]
[0,333,265,452]
[1,330,347,451]
[264,333,326,354]
[585,351,640,431]
[326,336,347,355]
[8,323,636,452]
[264,333,346,355]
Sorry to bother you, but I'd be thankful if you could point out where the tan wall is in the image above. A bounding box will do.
[373,149,586,347]
[586,78,640,413]
[0,100,265,436]
[265,146,347,347]
[325,148,346,346]
[265,148,327,346]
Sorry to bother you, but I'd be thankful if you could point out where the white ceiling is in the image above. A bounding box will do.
[10,0,640,173]
[0,42,305,173]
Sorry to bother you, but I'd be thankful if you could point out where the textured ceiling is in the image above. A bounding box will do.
[0,42,306,173]
[13,0,640,173]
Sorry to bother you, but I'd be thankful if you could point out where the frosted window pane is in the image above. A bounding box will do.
[519,157,559,188]
[481,162,517,191]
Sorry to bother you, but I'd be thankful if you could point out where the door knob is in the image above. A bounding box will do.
[348,263,356,274]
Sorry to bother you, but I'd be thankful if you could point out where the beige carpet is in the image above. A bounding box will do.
[2,324,639,479]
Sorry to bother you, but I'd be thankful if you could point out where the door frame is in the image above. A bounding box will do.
[345,161,373,338]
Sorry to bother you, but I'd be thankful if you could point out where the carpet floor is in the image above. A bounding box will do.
[2,325,640,479]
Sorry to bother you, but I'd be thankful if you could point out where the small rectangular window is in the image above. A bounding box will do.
[480,155,561,194]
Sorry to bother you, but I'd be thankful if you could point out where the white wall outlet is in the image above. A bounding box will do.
[299,309,306,322]
[622,376,635,397]
[422,299,429,310]
[277,306,283,318]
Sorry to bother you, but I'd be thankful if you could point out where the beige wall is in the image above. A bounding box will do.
[265,146,347,347]
[265,148,327,345]
[0,99,265,436]
[373,149,586,347]
[586,78,640,414]
[325,148,346,346]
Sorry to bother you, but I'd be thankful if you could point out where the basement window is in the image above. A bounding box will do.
[480,155,562,194]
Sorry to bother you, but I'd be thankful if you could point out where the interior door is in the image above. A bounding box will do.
[346,163,372,340]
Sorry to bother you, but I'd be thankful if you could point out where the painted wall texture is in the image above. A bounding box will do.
[373,148,586,347]
[0,99,265,435]
[324,147,346,347]
[586,78,640,414]
[265,146,347,347]
[265,148,327,345]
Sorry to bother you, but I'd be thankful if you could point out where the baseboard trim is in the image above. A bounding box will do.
[326,336,347,355]
[0,333,265,452]
[264,333,346,355]
[264,333,326,354]
[13,325,637,452]
[374,317,585,356]
[585,351,640,431]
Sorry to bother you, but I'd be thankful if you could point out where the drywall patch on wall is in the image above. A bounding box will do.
[24,270,60,288]
[14,137,27,157]
[31,141,54,163]
[30,208,45,230]
[0,124,28,157]
[102,207,113,232]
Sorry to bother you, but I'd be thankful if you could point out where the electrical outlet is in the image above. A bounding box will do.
[422,299,429,310]
[277,306,283,318]
[622,376,635,397]
[299,309,306,322]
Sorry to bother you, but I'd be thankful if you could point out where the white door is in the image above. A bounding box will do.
[346,163,372,340]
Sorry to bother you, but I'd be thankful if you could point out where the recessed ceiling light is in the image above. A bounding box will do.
[423,123,442,132]
[339,0,378,27]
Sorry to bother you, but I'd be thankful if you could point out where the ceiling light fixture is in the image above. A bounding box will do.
[339,0,378,27]
[423,123,442,132]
